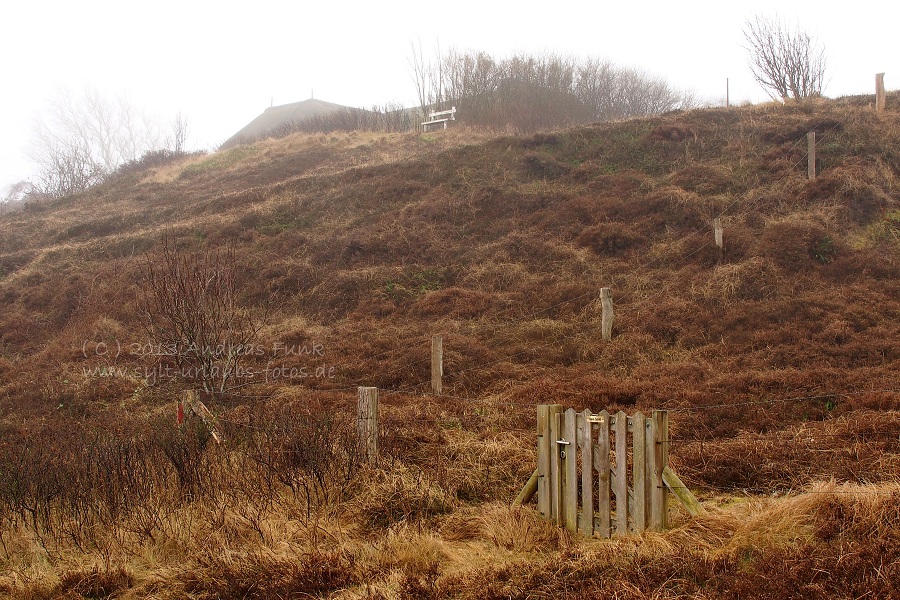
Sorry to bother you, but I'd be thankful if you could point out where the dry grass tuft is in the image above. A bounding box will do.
[173,549,355,599]
[351,466,458,532]
[694,257,781,304]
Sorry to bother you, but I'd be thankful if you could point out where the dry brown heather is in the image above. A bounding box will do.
[0,95,899,598]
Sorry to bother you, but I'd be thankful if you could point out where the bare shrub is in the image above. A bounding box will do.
[181,550,356,599]
[141,236,263,397]
[55,565,134,598]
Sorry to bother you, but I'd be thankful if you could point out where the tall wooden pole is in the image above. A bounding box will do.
[431,334,443,395]
[876,73,886,113]
[600,288,614,341]
[357,387,379,464]
[807,132,816,180]
[714,218,724,264]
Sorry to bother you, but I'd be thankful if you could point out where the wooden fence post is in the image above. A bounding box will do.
[536,405,551,517]
[600,288,614,341]
[431,334,443,395]
[714,218,724,265]
[357,387,379,464]
[876,73,886,113]
[807,132,816,180]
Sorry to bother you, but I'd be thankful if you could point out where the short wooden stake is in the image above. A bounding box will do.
[600,287,614,341]
[876,73,886,113]
[807,131,816,180]
[357,387,379,464]
[431,334,443,395]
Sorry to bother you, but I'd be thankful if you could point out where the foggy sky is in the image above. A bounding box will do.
[1,0,896,191]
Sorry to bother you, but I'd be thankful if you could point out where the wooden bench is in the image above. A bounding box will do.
[421,106,456,132]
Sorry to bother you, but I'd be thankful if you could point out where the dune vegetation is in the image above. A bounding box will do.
[0,93,898,598]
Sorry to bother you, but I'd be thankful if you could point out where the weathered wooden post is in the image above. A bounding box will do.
[807,132,816,180]
[431,334,443,395]
[714,217,724,264]
[357,387,379,464]
[600,287,614,341]
[876,73,886,113]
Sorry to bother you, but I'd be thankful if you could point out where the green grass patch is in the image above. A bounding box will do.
[180,146,259,179]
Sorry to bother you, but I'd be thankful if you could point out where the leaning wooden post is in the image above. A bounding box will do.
[181,390,223,444]
[600,287,614,341]
[513,468,539,506]
[431,334,443,395]
[357,387,379,464]
[807,132,816,180]
[875,73,886,113]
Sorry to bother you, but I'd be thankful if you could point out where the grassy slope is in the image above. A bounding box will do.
[0,98,898,598]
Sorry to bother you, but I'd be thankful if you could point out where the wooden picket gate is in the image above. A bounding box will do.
[532,404,696,537]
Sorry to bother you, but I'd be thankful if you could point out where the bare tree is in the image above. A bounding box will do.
[743,15,828,101]
[414,48,692,132]
[408,39,434,120]
[168,112,190,154]
[29,86,164,198]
